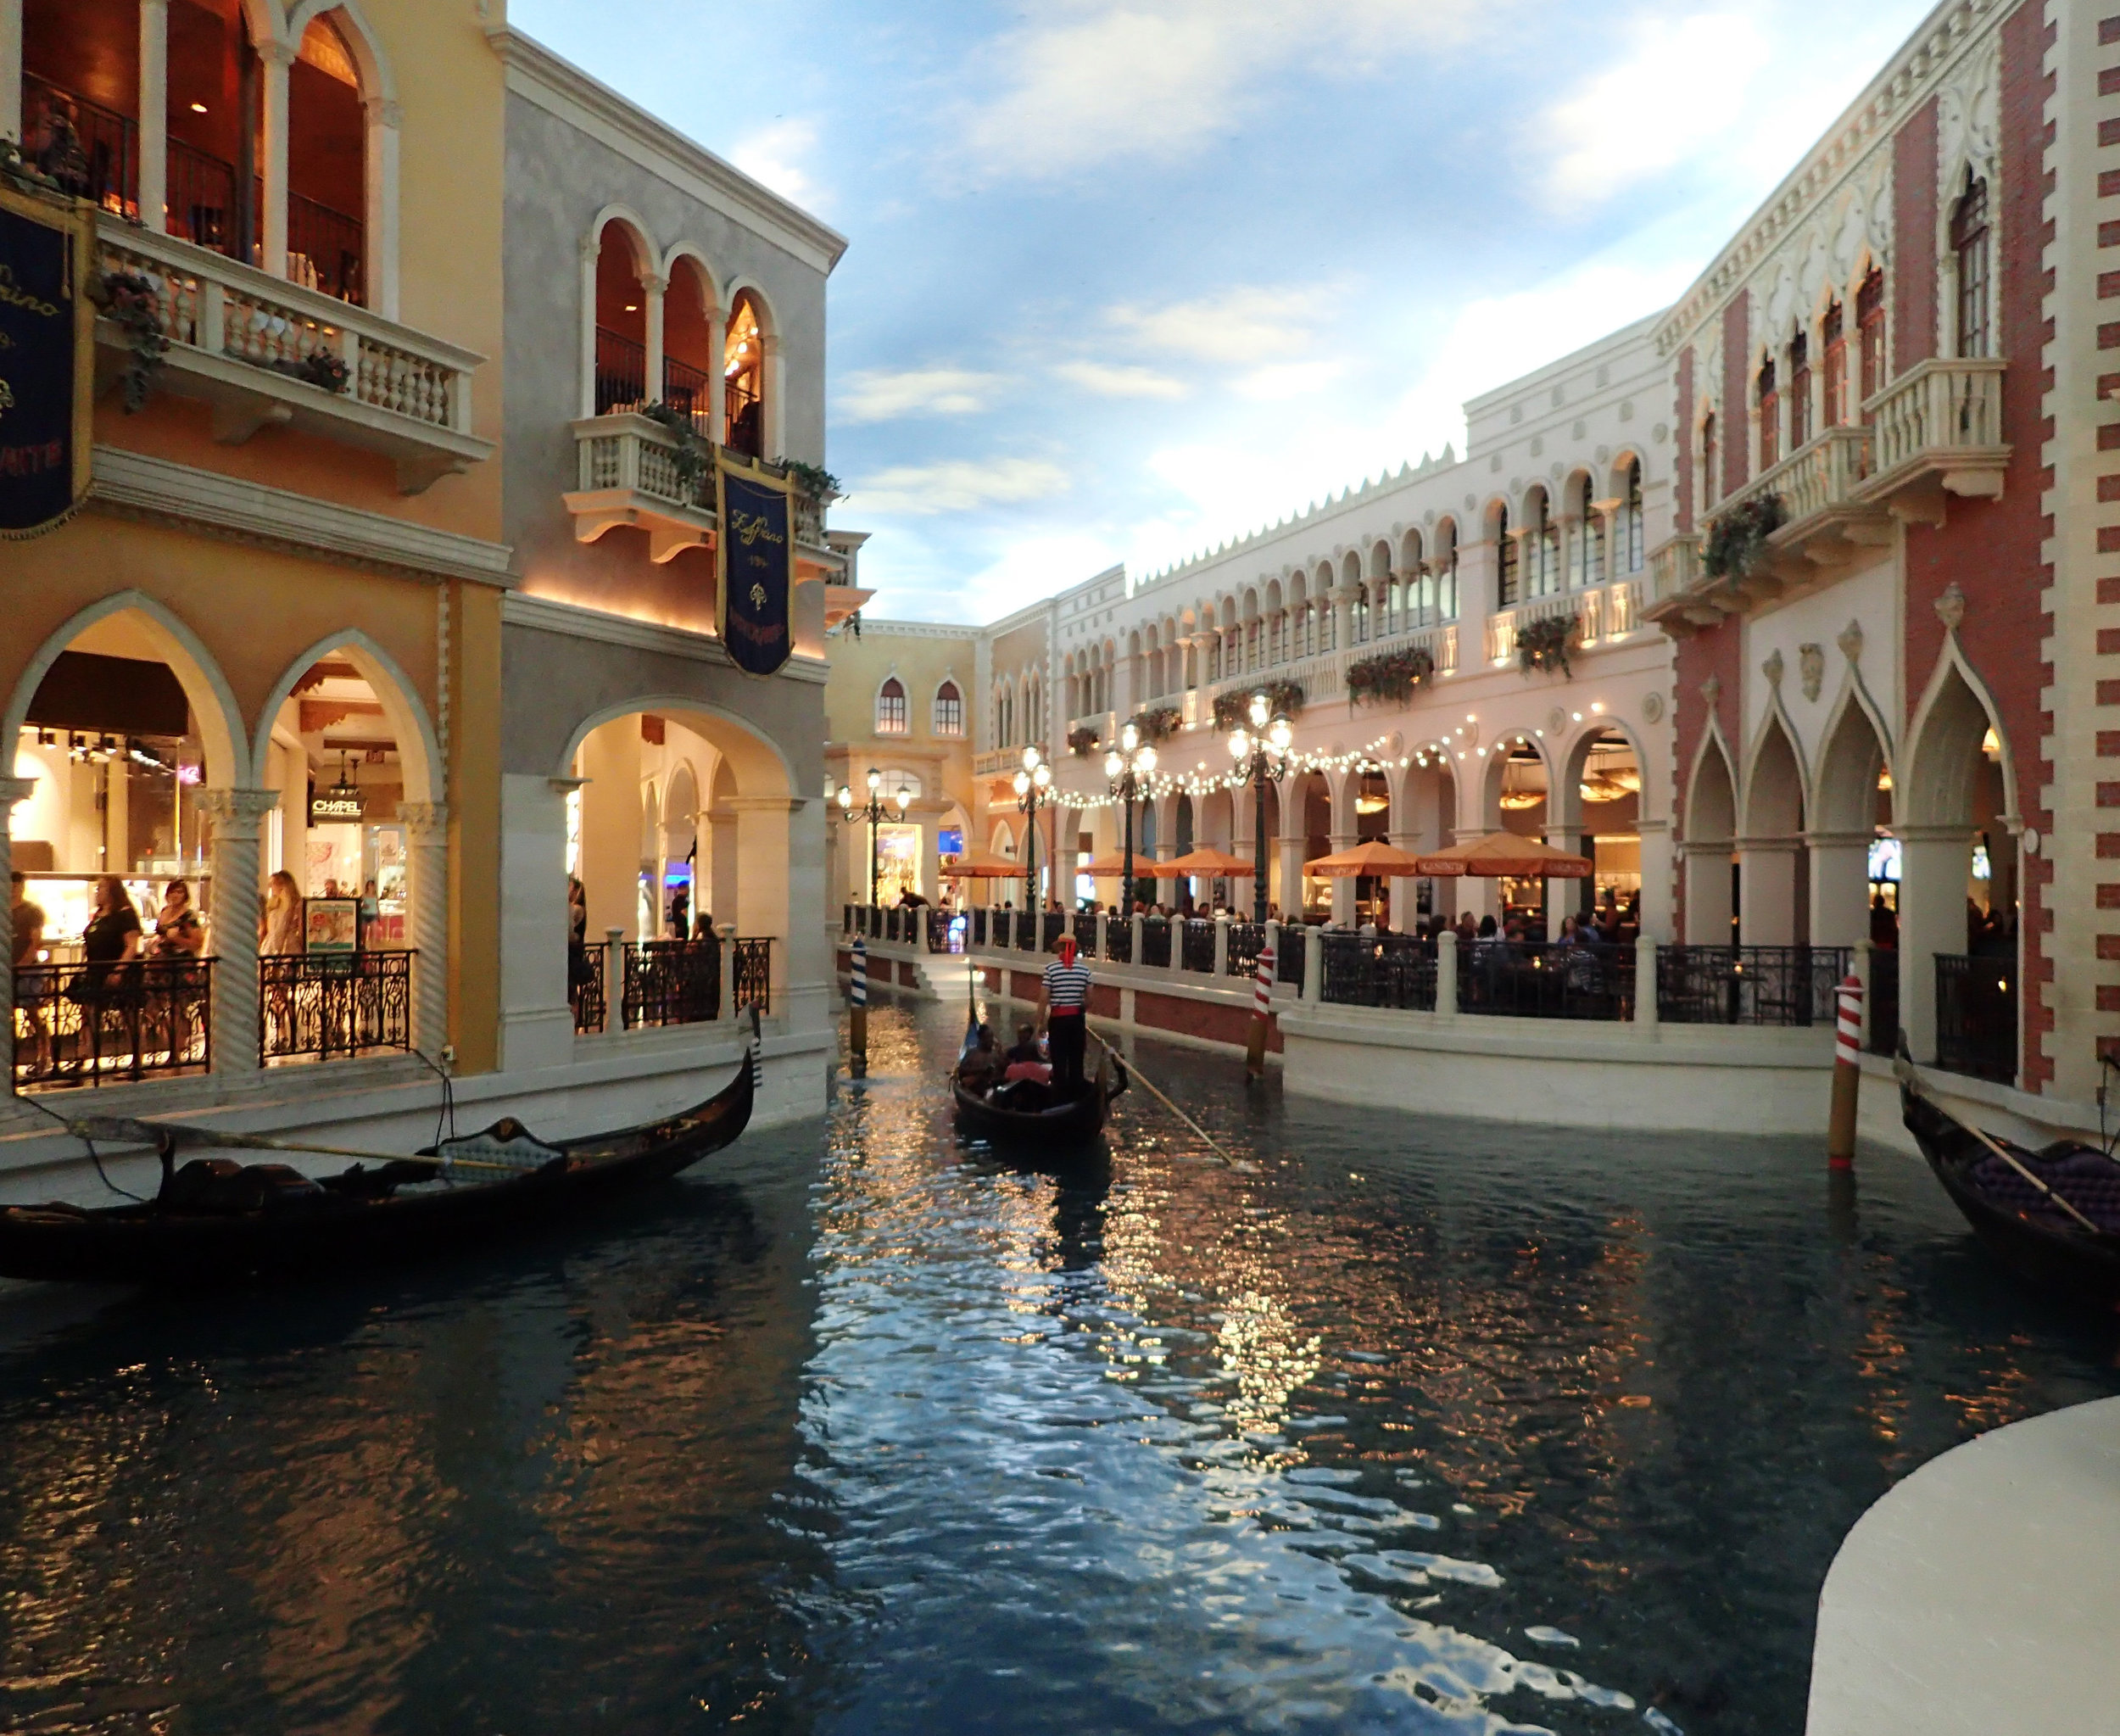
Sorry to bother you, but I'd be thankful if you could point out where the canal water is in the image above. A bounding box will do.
[2,999,2117,1736]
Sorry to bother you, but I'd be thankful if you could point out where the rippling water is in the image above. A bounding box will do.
[3,999,2117,1735]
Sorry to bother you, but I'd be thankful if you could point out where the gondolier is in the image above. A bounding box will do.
[1039,935,1093,1094]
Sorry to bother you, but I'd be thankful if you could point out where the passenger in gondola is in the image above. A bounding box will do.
[957,1023,1001,1093]
[996,1024,1053,1109]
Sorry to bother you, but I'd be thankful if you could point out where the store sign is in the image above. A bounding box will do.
[310,790,365,823]
[716,453,792,677]
[0,187,94,539]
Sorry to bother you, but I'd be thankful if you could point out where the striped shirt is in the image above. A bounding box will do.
[1042,958,1092,1013]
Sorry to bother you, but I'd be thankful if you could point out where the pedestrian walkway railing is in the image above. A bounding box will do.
[1226,922,1268,979]
[1042,912,1067,951]
[261,951,414,1063]
[1141,918,1172,968]
[625,939,722,1028]
[1935,952,2015,1083]
[569,943,606,1035]
[732,939,773,1014]
[14,957,215,1088]
[1277,929,1305,993]
[1460,940,1632,1020]
[1319,933,1436,1011]
[1073,913,1098,955]
[1106,916,1133,963]
[1180,918,1215,973]
[1655,946,1848,1026]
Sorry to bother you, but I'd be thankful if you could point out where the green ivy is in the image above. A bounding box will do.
[1345,648,1435,708]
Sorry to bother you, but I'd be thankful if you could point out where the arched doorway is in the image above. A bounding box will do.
[1739,717,1808,946]
[1683,742,1738,946]
[1486,734,1549,932]
[1559,727,1644,935]
[724,290,768,458]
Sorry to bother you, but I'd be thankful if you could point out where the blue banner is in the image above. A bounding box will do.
[0,188,92,539]
[716,456,793,677]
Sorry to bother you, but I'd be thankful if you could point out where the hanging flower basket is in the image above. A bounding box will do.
[639,399,712,493]
[1067,725,1101,757]
[1209,680,1306,732]
[88,271,169,414]
[1345,648,1435,708]
[1703,494,1788,582]
[1515,615,1577,678]
[1129,705,1183,745]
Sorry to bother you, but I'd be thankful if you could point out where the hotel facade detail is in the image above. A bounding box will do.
[0,0,855,1171]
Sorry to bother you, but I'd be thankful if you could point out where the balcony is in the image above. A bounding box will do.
[98,220,489,494]
[566,415,842,573]
[1857,358,2010,522]
[1482,581,1643,666]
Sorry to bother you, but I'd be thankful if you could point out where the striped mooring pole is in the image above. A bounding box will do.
[849,936,869,1080]
[1827,972,1862,1169]
[1245,941,1276,1080]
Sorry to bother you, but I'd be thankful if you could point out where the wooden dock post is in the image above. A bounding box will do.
[849,936,868,1079]
[1827,973,1862,1169]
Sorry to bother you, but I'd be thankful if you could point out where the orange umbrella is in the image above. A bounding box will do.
[1152,846,1255,878]
[940,847,1023,879]
[1078,851,1133,877]
[1303,840,1427,878]
[1415,831,1592,879]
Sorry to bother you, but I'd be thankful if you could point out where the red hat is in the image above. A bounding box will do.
[1057,935,1078,963]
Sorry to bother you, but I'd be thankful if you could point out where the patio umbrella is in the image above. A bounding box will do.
[1152,846,1255,879]
[939,848,1023,879]
[1078,851,1133,877]
[1303,840,1427,878]
[1414,832,1592,878]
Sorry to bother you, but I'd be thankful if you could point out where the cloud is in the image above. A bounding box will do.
[1052,360,1188,400]
[1106,287,1314,366]
[851,457,1072,516]
[841,366,1008,422]
[957,0,1500,180]
[1535,13,1767,208]
[728,118,823,208]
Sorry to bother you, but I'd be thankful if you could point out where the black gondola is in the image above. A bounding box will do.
[950,1060,1125,1147]
[1900,1063,2120,1306]
[0,1035,761,1287]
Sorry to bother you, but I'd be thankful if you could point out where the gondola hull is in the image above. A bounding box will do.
[951,1069,1122,1151]
[1903,1084,2120,1306]
[0,1055,755,1287]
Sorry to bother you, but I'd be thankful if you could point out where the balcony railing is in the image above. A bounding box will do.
[13,957,213,1088]
[1649,533,1701,606]
[1483,581,1643,666]
[623,940,721,1029]
[261,952,414,1063]
[1861,358,2010,506]
[1460,940,1632,1020]
[1319,933,1436,1010]
[594,327,649,416]
[25,73,137,221]
[733,939,773,1013]
[97,220,488,493]
[1934,952,2015,1083]
[1141,918,1172,968]
[1226,921,1268,979]
[1655,946,1848,1027]
[570,941,607,1035]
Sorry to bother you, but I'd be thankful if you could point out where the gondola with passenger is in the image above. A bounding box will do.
[949,1008,1126,1147]
[1899,1047,2120,1306]
[0,1019,763,1287]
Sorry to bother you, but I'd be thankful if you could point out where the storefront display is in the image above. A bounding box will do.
[15,873,213,962]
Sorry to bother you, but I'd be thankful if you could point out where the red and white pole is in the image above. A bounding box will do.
[1245,941,1276,1080]
[1827,972,1862,1170]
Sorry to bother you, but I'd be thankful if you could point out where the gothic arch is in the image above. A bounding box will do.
[252,628,443,805]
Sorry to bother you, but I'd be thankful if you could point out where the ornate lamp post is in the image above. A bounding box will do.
[1226,693,1293,924]
[835,766,910,908]
[1102,722,1158,914]
[1011,745,1052,912]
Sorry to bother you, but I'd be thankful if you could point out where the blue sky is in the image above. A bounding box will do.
[509,0,1939,623]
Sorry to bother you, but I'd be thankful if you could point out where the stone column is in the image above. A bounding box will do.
[396,801,450,1059]
[1434,928,1458,1020]
[716,920,736,1022]
[1130,913,1145,968]
[1300,924,1321,1005]
[1807,829,1873,949]
[198,788,277,1075]
[0,0,22,144]
[1545,826,1585,941]
[707,304,728,437]
[0,776,35,1091]
[604,926,624,1035]
[1635,818,1674,943]
[362,97,402,321]
[1897,823,1972,1069]
[1635,930,1660,1030]
[1735,836,1802,947]
[138,0,168,233]
[1326,772,1358,926]
[1387,827,1419,931]
[258,40,295,280]
[1212,912,1230,975]
[1095,911,1109,959]
[1279,833,1306,923]
[641,271,668,404]
[1682,840,1734,946]
[577,237,601,418]
[1853,940,1874,1049]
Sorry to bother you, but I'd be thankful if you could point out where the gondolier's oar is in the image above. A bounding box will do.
[1896,1053,2102,1236]
[1085,1026,1241,1167]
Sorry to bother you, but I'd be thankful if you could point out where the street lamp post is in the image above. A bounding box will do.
[1226,693,1293,924]
[1103,721,1158,916]
[834,766,911,909]
[1011,745,1052,913]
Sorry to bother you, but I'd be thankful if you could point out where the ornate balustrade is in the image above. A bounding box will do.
[14,957,214,1088]
[1861,358,2010,509]
[260,952,414,1063]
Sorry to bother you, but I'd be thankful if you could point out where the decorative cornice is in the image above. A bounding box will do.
[89,449,516,587]
[500,591,830,686]
[1653,0,2007,355]
[488,28,850,276]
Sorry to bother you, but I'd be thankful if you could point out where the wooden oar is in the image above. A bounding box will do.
[61,1115,525,1175]
[1085,1025,1244,1167]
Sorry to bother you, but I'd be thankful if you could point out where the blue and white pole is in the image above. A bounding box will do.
[849,935,869,1077]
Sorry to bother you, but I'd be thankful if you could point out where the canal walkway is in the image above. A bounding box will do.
[0,999,2113,1733]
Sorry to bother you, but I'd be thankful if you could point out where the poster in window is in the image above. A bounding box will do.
[0,185,94,539]
[304,897,361,955]
[715,452,793,677]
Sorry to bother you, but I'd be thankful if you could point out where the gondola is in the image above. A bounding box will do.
[950,1056,1126,1147]
[0,1029,762,1287]
[1900,1056,2120,1305]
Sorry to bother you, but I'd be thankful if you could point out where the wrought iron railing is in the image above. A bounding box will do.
[1042,912,1066,951]
[733,939,773,1013]
[1935,952,2016,1083]
[1459,940,1631,1020]
[1277,928,1306,992]
[1656,946,1849,1027]
[1319,934,1436,1011]
[13,957,214,1088]
[1073,913,1098,955]
[661,354,714,435]
[287,188,364,304]
[970,908,990,948]
[1226,922,1268,979]
[929,913,957,954]
[1180,919,1215,973]
[1866,950,1900,1056]
[260,951,413,1063]
[594,325,647,415]
[623,940,722,1029]
[1107,918,1134,964]
[25,74,137,220]
[1141,918,1172,968]
[1014,916,1037,952]
[570,942,606,1035]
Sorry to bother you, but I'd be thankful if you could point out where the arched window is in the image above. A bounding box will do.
[1856,266,1887,411]
[1496,505,1518,606]
[1621,460,1644,575]
[876,677,907,735]
[1822,299,1846,427]
[1436,520,1459,620]
[287,16,367,304]
[934,681,963,736]
[1576,475,1604,589]
[1350,587,1370,645]
[1534,491,1559,597]
[1757,353,1779,472]
[1788,327,1810,449]
[1951,172,1990,359]
[594,220,650,415]
[725,291,767,457]
[1701,414,1719,507]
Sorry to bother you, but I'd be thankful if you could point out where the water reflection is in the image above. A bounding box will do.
[0,1000,2115,1735]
